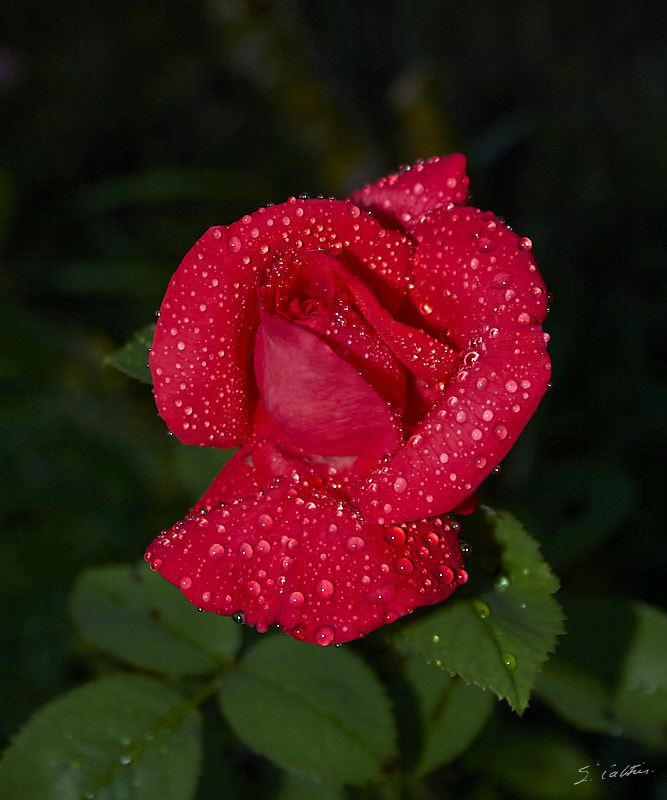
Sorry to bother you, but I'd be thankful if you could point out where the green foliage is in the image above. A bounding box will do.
[218,635,397,786]
[71,563,241,676]
[469,726,600,799]
[536,597,667,748]
[400,651,494,776]
[394,508,564,712]
[0,675,202,800]
[104,324,155,384]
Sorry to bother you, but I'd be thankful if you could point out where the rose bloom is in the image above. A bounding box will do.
[145,155,550,646]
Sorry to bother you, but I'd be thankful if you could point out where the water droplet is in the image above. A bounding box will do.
[207,543,225,560]
[370,583,397,605]
[474,455,488,469]
[473,600,491,619]
[493,422,508,440]
[476,236,494,252]
[179,576,192,590]
[314,625,335,646]
[432,634,440,644]
[119,754,132,766]
[505,379,518,393]
[383,525,406,546]
[257,513,274,531]
[228,235,242,253]
[501,652,517,672]
[517,311,531,325]
[346,535,366,552]
[256,539,271,555]
[232,610,245,624]
[395,557,414,575]
[518,236,533,251]
[491,271,513,288]
[315,579,335,599]
[495,575,510,591]
[237,542,254,560]
[420,301,434,316]
[393,476,408,494]
[288,591,305,607]
[436,565,455,584]
[471,428,483,441]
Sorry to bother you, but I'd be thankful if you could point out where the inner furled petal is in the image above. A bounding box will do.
[261,250,407,409]
[254,308,402,459]
[331,266,461,384]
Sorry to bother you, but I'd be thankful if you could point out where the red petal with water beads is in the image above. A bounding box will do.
[145,466,467,646]
[348,154,469,230]
[350,205,551,524]
[150,198,412,448]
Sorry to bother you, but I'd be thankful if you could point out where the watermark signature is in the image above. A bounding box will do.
[574,762,652,785]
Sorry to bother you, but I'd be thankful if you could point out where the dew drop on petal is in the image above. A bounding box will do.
[288,591,305,607]
[228,235,242,253]
[474,455,488,469]
[292,623,307,640]
[346,535,366,552]
[476,236,494,252]
[383,525,406,546]
[207,543,225,560]
[436,565,455,585]
[314,625,336,646]
[393,476,408,494]
[257,513,274,532]
[518,236,533,251]
[246,580,261,596]
[493,422,509,440]
[237,542,254,561]
[370,583,397,605]
[395,557,414,575]
[505,379,518,393]
[179,576,192,590]
[315,579,335,599]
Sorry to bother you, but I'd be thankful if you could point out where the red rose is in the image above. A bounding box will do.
[145,155,550,645]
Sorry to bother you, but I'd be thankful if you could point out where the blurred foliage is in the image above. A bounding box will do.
[1,0,666,797]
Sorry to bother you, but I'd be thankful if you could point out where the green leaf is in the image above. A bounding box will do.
[104,323,155,384]
[394,507,564,713]
[536,597,667,747]
[218,635,397,785]
[0,674,202,800]
[469,727,600,799]
[71,562,241,676]
[276,772,346,800]
[401,651,494,776]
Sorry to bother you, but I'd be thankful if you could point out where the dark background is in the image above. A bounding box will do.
[2,0,666,795]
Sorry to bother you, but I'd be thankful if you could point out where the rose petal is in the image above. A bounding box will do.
[151,198,412,446]
[335,268,460,383]
[261,250,407,409]
[349,154,469,230]
[350,207,550,523]
[145,475,466,645]
[254,308,402,458]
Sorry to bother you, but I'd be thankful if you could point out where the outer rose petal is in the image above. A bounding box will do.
[348,154,469,230]
[145,475,466,646]
[254,308,402,458]
[151,198,412,447]
[350,206,551,524]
